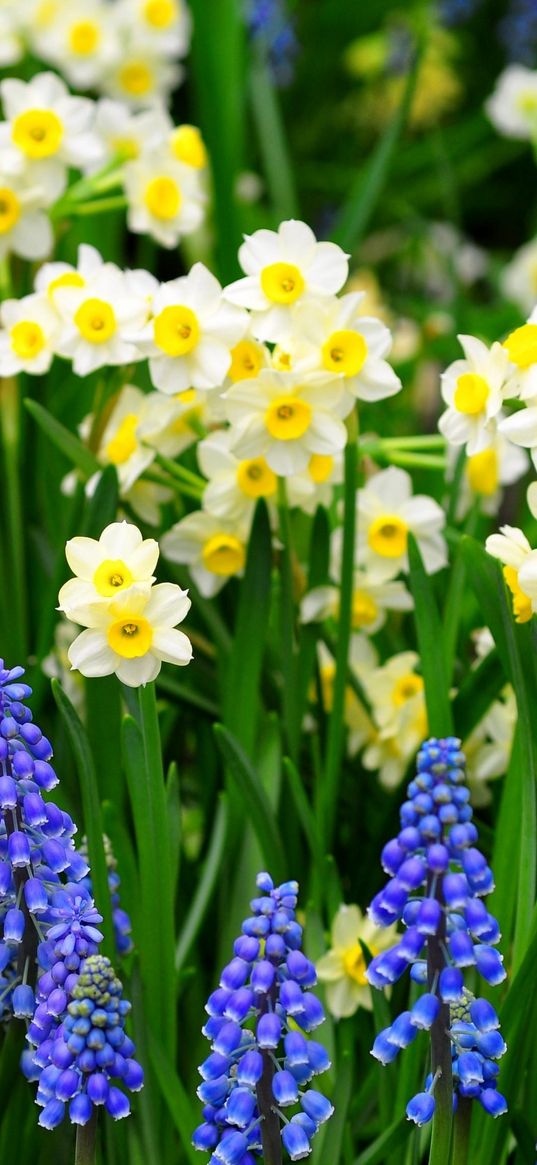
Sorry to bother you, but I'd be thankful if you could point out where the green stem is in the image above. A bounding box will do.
[69,195,128,217]
[277,477,298,755]
[75,1112,98,1165]
[0,376,28,661]
[249,47,299,219]
[451,1099,471,1165]
[256,991,283,1165]
[152,452,206,492]
[322,417,359,848]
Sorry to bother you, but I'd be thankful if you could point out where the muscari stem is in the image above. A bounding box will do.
[256,995,283,1165]
[451,1097,472,1165]
[75,1111,98,1165]
[427,878,453,1165]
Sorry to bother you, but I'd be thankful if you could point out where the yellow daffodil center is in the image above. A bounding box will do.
[144,175,181,220]
[517,91,537,114]
[272,347,293,371]
[236,457,277,499]
[309,454,333,483]
[93,560,134,597]
[260,262,305,305]
[144,0,175,27]
[351,589,378,629]
[112,136,140,161]
[105,414,139,465]
[202,534,246,576]
[265,396,312,440]
[154,305,199,356]
[322,329,368,377]
[453,372,490,415]
[466,448,499,496]
[118,61,153,97]
[35,1,59,26]
[170,125,207,168]
[107,617,153,658]
[47,271,85,304]
[171,391,203,434]
[0,188,20,234]
[503,323,537,369]
[343,943,371,986]
[392,672,424,706]
[228,339,263,382]
[368,514,408,558]
[503,566,533,623]
[69,20,100,54]
[10,321,46,360]
[12,109,63,159]
[75,298,116,344]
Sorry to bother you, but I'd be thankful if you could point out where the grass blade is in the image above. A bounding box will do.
[213,723,286,881]
[408,534,453,735]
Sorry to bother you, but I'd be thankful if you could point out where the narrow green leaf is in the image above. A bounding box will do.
[81,463,119,536]
[311,1022,354,1165]
[249,49,299,219]
[294,505,331,752]
[282,756,322,863]
[148,1034,199,1165]
[408,534,453,735]
[451,648,505,740]
[224,500,272,752]
[353,1118,412,1165]
[166,760,181,898]
[213,724,286,882]
[51,678,114,960]
[175,795,228,974]
[24,398,99,477]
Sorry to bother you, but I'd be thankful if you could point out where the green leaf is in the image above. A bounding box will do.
[213,724,286,882]
[24,398,99,477]
[451,648,505,740]
[353,1118,412,1165]
[408,534,453,735]
[224,500,272,753]
[166,761,181,898]
[282,755,322,864]
[148,1035,199,1165]
[81,463,119,536]
[311,1021,354,1165]
[175,794,228,974]
[52,678,114,960]
[249,49,298,220]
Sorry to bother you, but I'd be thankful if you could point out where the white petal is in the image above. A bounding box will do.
[68,629,115,677]
[151,627,193,665]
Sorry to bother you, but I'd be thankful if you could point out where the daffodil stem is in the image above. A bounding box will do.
[75,1112,98,1165]
[322,416,359,848]
[277,477,298,756]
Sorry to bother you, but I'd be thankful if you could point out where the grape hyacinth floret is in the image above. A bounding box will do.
[366,737,507,1125]
[79,835,133,957]
[193,873,333,1163]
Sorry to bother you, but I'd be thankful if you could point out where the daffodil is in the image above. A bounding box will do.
[116,0,191,57]
[317,904,397,1017]
[123,152,205,246]
[363,651,426,741]
[0,292,59,375]
[198,428,278,526]
[224,368,348,476]
[463,688,516,807]
[486,64,537,140]
[448,427,528,519]
[103,46,180,108]
[500,309,537,401]
[485,525,536,623]
[54,268,146,375]
[34,243,110,309]
[34,2,122,91]
[90,98,170,170]
[438,335,510,455]
[223,219,349,343]
[162,511,249,597]
[68,582,192,687]
[356,467,447,581]
[58,520,159,623]
[300,573,413,635]
[0,170,52,262]
[500,237,537,315]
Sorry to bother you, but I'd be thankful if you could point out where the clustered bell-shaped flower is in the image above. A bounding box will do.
[193,873,333,1163]
[366,736,507,1124]
[79,834,133,957]
[0,659,142,1127]
[26,953,143,1129]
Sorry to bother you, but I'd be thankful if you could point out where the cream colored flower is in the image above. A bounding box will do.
[501,237,537,314]
[317,904,397,1017]
[464,688,516,807]
[0,171,52,262]
[68,582,192,687]
[356,467,447,581]
[485,524,536,623]
[0,293,59,375]
[438,335,510,455]
[123,153,205,247]
[58,520,159,622]
[198,428,278,526]
[54,269,147,375]
[161,511,249,597]
[486,64,537,140]
[300,573,413,635]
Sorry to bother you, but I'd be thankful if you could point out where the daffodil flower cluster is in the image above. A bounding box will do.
[0,71,208,263]
[0,659,142,1128]
[0,0,191,108]
[366,737,507,1126]
[57,521,193,687]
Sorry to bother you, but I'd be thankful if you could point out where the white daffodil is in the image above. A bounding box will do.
[464,687,516,807]
[362,714,425,790]
[499,405,537,469]
[0,293,59,375]
[224,368,348,476]
[0,7,23,67]
[88,99,170,171]
[116,0,191,57]
[486,64,537,140]
[138,263,248,393]
[34,2,121,91]
[58,520,159,623]
[285,450,344,514]
[355,466,447,581]
[68,582,192,687]
[224,335,270,387]
[198,428,278,526]
[317,904,398,1018]
[450,425,529,518]
[290,291,402,405]
[0,171,52,262]
[362,651,426,740]
[168,123,208,171]
[500,310,537,400]
[124,479,173,526]
[142,388,207,458]
[313,637,376,749]
[102,46,181,108]
[34,243,111,309]
[54,268,146,375]
[223,219,349,343]
[500,237,537,314]
[0,72,101,202]
[94,385,160,492]
[161,511,249,597]
[485,524,536,623]
[438,335,510,455]
[300,572,413,635]
[123,153,205,247]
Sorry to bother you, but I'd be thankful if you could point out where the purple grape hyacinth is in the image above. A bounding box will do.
[366,737,507,1125]
[193,873,333,1163]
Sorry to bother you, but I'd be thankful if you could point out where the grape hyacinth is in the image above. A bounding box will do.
[366,737,507,1126]
[193,873,333,1163]
[0,659,142,1130]
[245,0,299,87]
